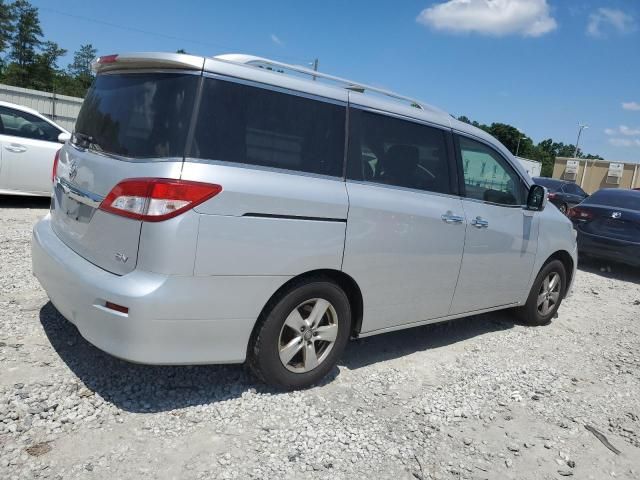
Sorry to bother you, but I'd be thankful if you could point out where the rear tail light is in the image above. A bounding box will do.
[52,149,61,182]
[568,207,593,220]
[99,178,222,222]
[548,192,556,199]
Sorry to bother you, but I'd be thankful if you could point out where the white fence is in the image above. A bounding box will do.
[0,83,83,132]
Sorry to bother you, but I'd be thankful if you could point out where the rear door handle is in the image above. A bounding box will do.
[5,144,27,153]
[471,216,489,228]
[441,213,464,224]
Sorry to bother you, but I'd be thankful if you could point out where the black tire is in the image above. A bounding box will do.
[247,278,352,389]
[517,259,567,326]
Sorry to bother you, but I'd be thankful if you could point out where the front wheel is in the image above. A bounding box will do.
[247,279,351,389]
[517,260,566,326]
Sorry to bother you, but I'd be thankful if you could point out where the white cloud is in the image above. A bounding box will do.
[605,125,640,136]
[623,101,640,111]
[270,34,284,46]
[587,8,636,37]
[416,0,557,37]
[609,138,640,147]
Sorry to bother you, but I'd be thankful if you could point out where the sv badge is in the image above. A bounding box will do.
[114,252,129,263]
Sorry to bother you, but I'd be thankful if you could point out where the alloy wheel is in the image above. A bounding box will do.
[537,272,561,317]
[278,298,339,373]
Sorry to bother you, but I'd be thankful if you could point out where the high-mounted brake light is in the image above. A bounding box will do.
[99,178,222,222]
[568,207,593,220]
[98,54,119,64]
[52,148,61,182]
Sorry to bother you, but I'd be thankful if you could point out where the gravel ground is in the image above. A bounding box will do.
[1,196,639,480]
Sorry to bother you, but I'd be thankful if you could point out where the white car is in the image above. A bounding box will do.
[0,101,71,196]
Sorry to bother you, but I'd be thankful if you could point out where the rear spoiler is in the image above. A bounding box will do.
[91,52,205,74]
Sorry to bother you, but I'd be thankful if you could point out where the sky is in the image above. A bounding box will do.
[30,0,640,162]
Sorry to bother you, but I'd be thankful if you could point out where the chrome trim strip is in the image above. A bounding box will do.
[58,177,103,208]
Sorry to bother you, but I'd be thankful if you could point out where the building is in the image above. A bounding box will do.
[552,157,640,194]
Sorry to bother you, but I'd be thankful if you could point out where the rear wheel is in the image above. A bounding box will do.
[517,260,566,326]
[248,279,351,389]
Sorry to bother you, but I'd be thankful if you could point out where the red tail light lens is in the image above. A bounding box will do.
[98,54,119,64]
[52,149,61,182]
[548,192,556,199]
[568,207,593,220]
[99,178,222,222]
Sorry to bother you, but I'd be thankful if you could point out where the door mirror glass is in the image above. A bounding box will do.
[527,185,547,211]
[58,132,71,143]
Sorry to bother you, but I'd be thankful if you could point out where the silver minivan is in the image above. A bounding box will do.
[32,52,577,388]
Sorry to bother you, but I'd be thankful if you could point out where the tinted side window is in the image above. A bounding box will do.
[0,106,61,142]
[191,78,346,177]
[347,109,451,194]
[459,136,523,205]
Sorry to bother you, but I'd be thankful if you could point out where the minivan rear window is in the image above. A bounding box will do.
[190,78,346,177]
[75,72,198,158]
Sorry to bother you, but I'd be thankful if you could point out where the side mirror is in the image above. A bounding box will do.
[526,185,547,211]
[58,132,71,144]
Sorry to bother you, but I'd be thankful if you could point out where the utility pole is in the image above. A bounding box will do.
[575,123,589,187]
[574,123,588,159]
[312,58,318,81]
[515,134,524,157]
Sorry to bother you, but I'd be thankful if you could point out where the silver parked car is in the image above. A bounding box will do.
[0,101,71,196]
[32,52,577,388]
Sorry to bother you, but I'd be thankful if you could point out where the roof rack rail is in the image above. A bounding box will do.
[213,54,426,111]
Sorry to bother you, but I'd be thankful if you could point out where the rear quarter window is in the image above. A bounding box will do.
[189,78,346,177]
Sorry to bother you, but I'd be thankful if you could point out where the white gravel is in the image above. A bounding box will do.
[1,196,639,480]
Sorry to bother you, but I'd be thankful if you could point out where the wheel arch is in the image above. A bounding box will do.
[250,269,364,347]
[545,250,575,292]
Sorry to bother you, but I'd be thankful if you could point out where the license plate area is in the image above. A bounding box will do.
[54,182,97,224]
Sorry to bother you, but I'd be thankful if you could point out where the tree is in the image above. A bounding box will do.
[457,117,602,177]
[8,0,42,86]
[0,0,15,60]
[29,41,66,91]
[67,43,97,90]
[176,48,187,54]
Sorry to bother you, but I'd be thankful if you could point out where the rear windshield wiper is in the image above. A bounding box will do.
[72,132,101,151]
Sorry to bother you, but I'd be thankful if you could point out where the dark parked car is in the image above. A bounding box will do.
[569,189,640,267]
[533,177,589,215]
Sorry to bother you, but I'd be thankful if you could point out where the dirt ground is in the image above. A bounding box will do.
[1,196,639,480]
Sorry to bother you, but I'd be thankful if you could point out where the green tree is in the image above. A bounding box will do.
[29,40,66,91]
[67,43,97,91]
[7,0,42,86]
[0,0,15,60]
[457,117,602,177]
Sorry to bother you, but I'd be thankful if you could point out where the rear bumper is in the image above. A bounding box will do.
[32,214,289,364]
[577,230,640,267]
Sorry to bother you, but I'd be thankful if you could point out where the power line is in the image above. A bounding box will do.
[38,6,312,65]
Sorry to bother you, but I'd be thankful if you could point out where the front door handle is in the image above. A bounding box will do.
[441,212,464,224]
[471,216,489,228]
[5,144,27,153]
